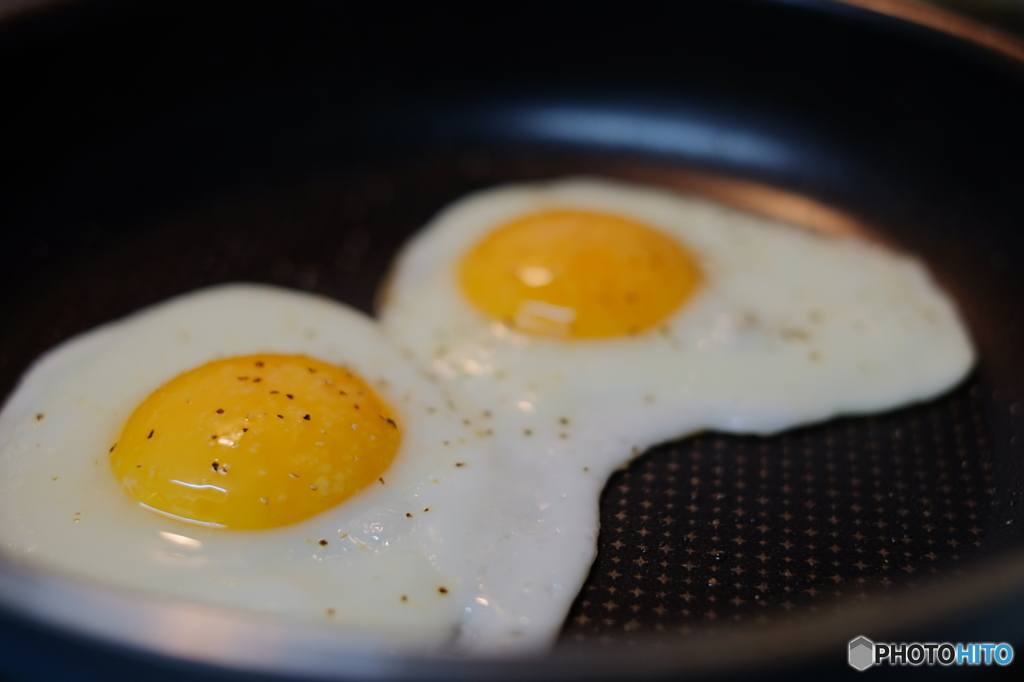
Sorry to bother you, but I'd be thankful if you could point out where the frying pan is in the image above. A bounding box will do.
[1,0,1023,679]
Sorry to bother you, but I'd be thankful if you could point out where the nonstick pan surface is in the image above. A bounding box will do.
[1,1,1023,680]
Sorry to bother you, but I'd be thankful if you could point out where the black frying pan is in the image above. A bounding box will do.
[1,1,1023,680]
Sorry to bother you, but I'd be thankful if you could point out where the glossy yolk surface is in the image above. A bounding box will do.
[110,355,400,530]
[459,210,702,338]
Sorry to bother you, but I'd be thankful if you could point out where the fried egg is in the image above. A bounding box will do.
[0,177,976,660]
[378,177,975,652]
[0,285,516,652]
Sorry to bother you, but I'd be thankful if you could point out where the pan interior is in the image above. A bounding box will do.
[1,151,1021,646]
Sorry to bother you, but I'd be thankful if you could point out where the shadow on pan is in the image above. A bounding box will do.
[1,0,1023,680]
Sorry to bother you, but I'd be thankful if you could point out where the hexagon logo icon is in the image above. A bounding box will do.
[849,636,875,671]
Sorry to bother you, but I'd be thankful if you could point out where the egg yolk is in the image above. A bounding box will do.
[458,210,702,338]
[110,355,400,530]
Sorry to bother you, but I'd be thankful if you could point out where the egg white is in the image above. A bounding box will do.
[0,284,519,653]
[378,177,975,652]
[0,178,977,659]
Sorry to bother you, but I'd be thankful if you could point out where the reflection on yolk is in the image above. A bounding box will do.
[459,210,701,338]
[110,355,400,530]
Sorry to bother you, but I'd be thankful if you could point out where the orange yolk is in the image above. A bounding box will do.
[458,210,702,338]
[110,355,400,530]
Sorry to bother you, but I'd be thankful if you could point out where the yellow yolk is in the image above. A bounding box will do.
[110,355,400,530]
[458,210,702,338]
